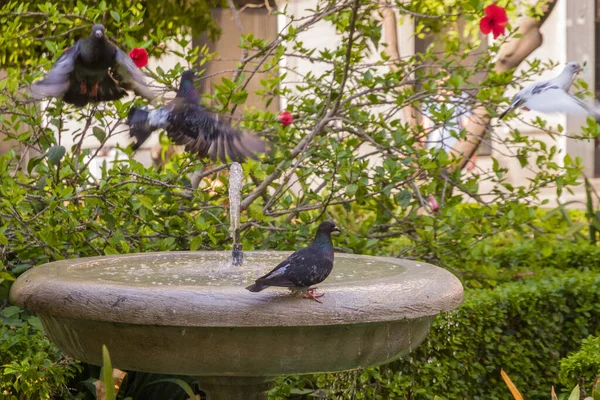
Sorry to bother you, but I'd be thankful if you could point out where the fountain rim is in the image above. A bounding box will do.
[9,251,464,328]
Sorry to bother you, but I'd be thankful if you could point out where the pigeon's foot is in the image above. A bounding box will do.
[303,287,324,303]
[522,106,530,111]
[80,81,87,94]
[90,81,99,97]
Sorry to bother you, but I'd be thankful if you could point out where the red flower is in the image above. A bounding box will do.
[129,47,148,68]
[278,110,293,126]
[428,194,439,212]
[479,4,508,39]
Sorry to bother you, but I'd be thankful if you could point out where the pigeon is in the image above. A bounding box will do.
[126,70,266,162]
[245,220,341,303]
[498,62,595,120]
[30,24,154,107]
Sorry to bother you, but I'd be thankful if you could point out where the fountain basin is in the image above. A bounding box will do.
[10,251,463,398]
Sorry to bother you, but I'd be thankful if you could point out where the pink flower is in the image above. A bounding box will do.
[479,4,508,39]
[129,47,148,68]
[428,194,439,212]
[278,111,293,126]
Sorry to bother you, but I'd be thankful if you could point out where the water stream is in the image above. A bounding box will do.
[229,162,244,266]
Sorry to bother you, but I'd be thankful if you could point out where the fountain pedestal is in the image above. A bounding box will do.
[196,377,272,400]
[9,251,463,398]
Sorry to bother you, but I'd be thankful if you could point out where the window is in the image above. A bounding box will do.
[193,1,279,113]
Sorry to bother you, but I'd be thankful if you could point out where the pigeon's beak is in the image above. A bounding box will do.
[576,66,584,74]
[95,30,104,38]
[332,227,342,234]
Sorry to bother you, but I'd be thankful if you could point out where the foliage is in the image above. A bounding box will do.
[560,336,600,392]
[0,322,80,399]
[272,270,600,399]
[0,0,597,399]
[0,0,591,277]
[0,0,221,66]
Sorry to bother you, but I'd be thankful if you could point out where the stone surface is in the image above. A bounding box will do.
[10,251,463,328]
[10,251,463,385]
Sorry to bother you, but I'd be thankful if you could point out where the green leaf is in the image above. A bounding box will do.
[398,189,412,208]
[110,10,120,22]
[27,155,45,174]
[102,345,115,400]
[142,378,196,399]
[190,236,202,251]
[0,233,7,246]
[568,385,580,400]
[1,306,21,318]
[27,316,44,331]
[231,91,248,105]
[47,145,66,165]
[346,184,358,197]
[93,127,106,142]
[104,246,119,255]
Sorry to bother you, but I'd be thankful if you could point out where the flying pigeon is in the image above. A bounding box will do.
[126,70,265,162]
[498,62,596,120]
[30,24,154,107]
[245,220,341,303]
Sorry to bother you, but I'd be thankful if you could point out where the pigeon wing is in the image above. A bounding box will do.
[112,47,155,101]
[30,43,80,99]
[523,87,597,116]
[165,99,265,162]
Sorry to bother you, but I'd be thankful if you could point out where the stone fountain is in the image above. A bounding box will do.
[9,163,464,400]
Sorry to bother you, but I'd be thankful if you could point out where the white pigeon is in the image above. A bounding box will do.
[498,62,597,120]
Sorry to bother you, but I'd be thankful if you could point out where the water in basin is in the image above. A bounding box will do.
[57,252,408,287]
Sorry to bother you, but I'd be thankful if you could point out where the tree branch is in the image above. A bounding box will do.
[379,0,419,133]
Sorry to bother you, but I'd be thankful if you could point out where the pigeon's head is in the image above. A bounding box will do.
[91,24,105,39]
[316,220,341,236]
[566,61,583,75]
[181,70,197,83]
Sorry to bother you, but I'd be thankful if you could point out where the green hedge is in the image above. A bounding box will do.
[460,238,600,289]
[276,270,600,399]
[560,335,600,392]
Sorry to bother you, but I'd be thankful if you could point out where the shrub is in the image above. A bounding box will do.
[560,336,600,393]
[0,323,80,399]
[285,270,600,399]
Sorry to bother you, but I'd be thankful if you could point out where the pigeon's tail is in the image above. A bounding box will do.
[245,282,269,292]
[499,96,524,120]
[498,106,512,120]
[62,74,127,107]
[127,107,157,150]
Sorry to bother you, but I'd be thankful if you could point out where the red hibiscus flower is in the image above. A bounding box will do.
[278,110,293,126]
[479,4,508,39]
[129,47,148,68]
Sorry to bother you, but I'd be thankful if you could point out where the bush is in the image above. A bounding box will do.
[560,336,600,392]
[460,236,600,289]
[284,270,600,399]
[0,323,80,399]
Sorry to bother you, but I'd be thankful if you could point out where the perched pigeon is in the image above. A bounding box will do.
[245,220,341,303]
[498,62,594,120]
[126,70,265,162]
[30,24,154,107]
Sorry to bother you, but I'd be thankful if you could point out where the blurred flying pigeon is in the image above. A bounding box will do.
[498,62,596,120]
[30,24,154,107]
[126,70,265,162]
[245,221,341,303]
